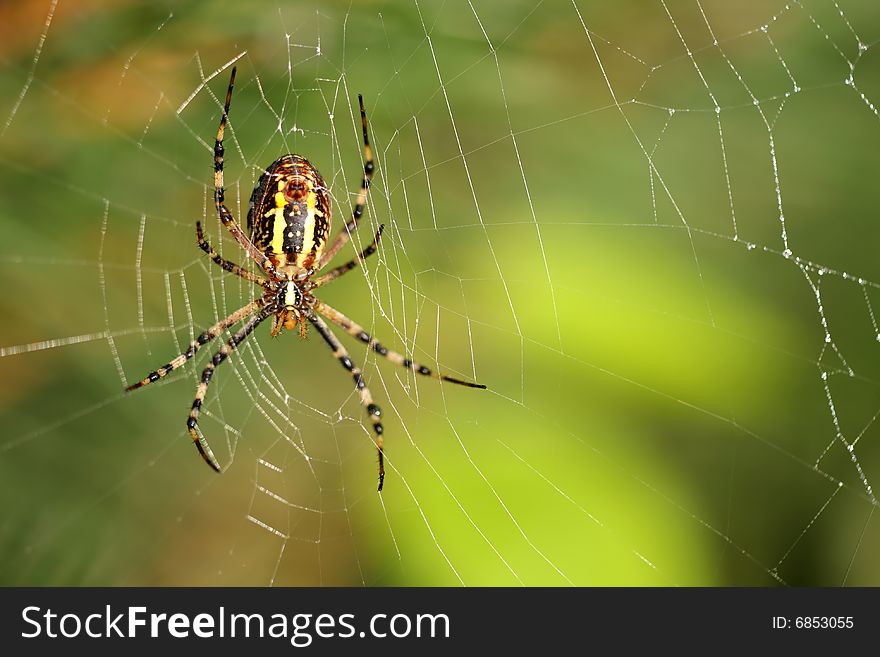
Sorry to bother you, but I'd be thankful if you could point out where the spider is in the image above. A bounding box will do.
[125,67,486,491]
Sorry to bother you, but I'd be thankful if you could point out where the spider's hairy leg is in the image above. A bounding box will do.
[212,67,279,278]
[312,224,384,288]
[124,298,266,392]
[196,221,266,286]
[308,313,386,491]
[187,306,274,472]
[316,94,375,270]
[313,300,487,389]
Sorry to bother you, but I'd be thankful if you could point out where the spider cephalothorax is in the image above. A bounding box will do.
[268,278,309,338]
[125,67,485,491]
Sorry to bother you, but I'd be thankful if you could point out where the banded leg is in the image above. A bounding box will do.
[312,224,384,288]
[314,300,486,389]
[316,94,375,270]
[188,306,274,471]
[196,221,265,286]
[308,313,386,491]
[125,298,265,392]
[213,67,278,277]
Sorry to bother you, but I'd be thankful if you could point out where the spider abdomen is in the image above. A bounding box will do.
[247,154,331,274]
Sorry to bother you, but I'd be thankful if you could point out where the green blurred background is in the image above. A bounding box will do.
[1,0,879,585]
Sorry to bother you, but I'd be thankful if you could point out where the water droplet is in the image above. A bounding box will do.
[782,248,792,258]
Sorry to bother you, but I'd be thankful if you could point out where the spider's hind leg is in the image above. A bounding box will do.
[315,94,375,271]
[312,224,384,288]
[196,221,265,286]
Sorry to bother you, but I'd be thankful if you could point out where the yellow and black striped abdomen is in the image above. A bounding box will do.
[247,155,331,273]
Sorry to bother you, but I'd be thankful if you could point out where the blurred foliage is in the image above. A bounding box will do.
[0,0,879,585]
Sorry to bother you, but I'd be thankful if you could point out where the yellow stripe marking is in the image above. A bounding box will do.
[270,207,286,254]
[295,191,317,267]
[267,181,287,255]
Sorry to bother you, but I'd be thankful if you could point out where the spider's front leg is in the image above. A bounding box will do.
[308,313,386,491]
[187,306,274,471]
[314,300,486,389]
[125,298,266,392]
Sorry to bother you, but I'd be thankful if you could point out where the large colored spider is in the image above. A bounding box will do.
[126,68,485,490]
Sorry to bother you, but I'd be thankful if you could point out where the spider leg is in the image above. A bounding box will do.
[313,300,487,389]
[316,94,375,270]
[125,298,266,392]
[196,221,266,286]
[312,224,384,288]
[308,312,386,491]
[187,305,274,471]
[213,67,278,278]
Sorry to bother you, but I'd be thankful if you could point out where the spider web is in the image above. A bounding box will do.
[1,0,879,586]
